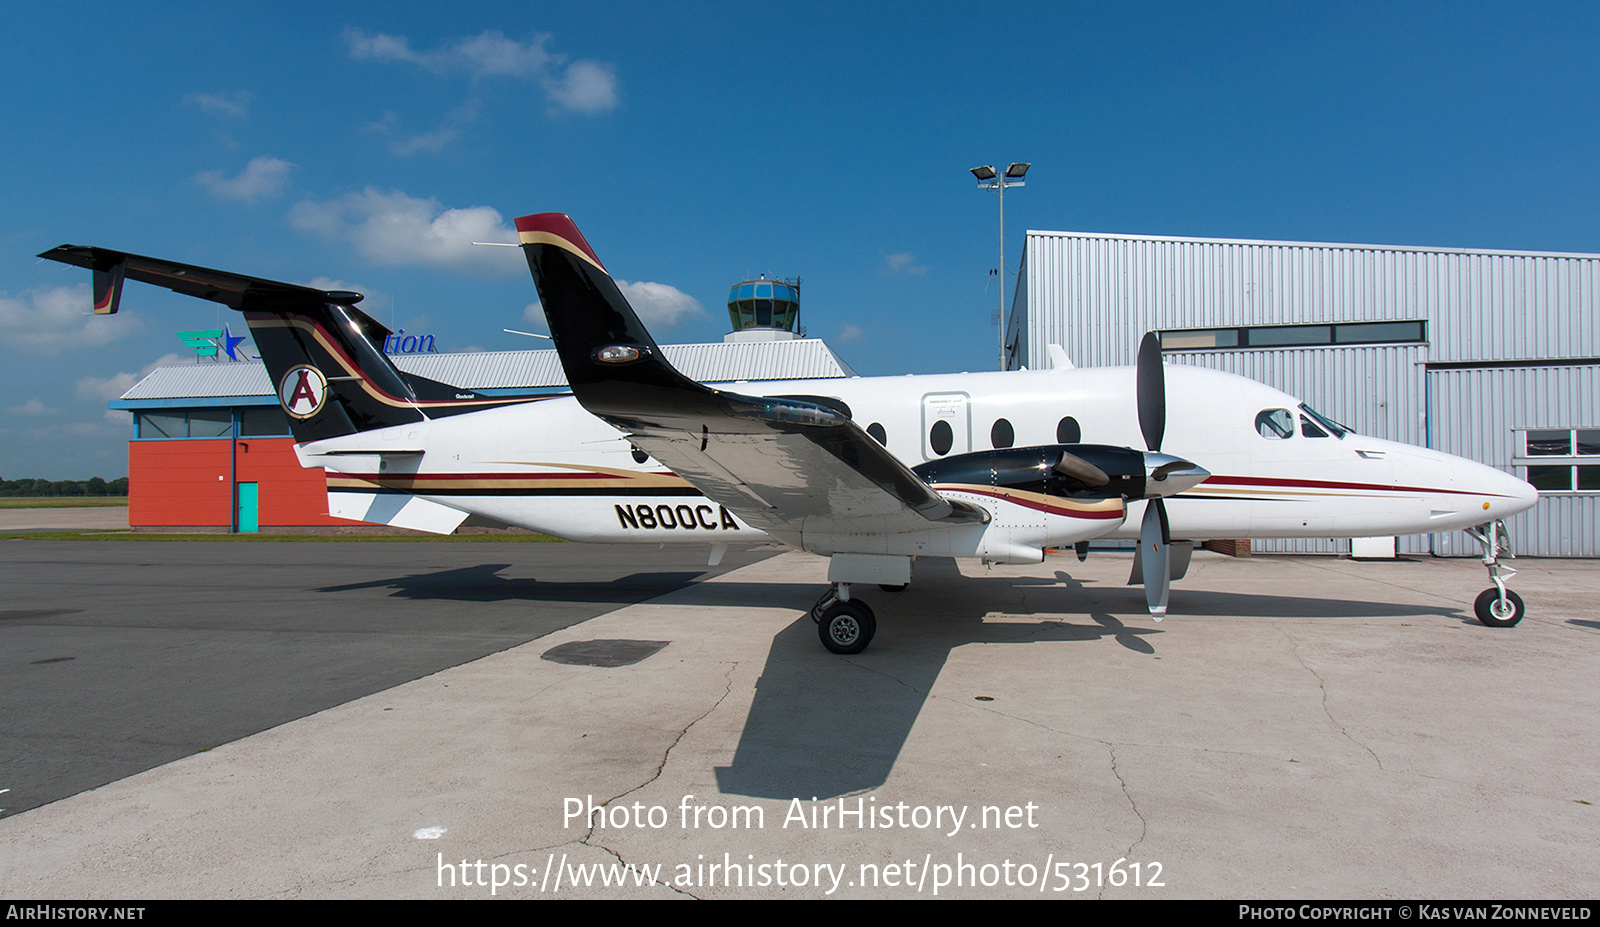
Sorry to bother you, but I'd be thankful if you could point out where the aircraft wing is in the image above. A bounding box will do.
[516,212,986,545]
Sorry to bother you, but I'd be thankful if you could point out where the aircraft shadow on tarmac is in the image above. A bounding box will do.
[313,558,1460,801]
[316,563,718,605]
[708,561,1462,800]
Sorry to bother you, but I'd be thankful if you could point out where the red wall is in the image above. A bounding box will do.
[128,438,344,528]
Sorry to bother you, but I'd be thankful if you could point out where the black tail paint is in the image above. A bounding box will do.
[39,244,524,442]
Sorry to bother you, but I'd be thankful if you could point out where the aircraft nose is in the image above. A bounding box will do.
[1485,465,1539,517]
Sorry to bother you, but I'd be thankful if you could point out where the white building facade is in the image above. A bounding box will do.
[1010,230,1600,556]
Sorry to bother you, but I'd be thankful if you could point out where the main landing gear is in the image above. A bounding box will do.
[1465,519,1526,628]
[811,583,877,654]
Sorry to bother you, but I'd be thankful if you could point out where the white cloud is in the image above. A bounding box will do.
[0,284,141,356]
[288,188,524,275]
[884,252,928,276]
[387,99,483,157]
[343,26,618,114]
[838,323,865,343]
[195,155,294,202]
[76,353,189,403]
[544,61,619,114]
[345,27,554,77]
[614,280,708,328]
[523,286,700,329]
[7,399,55,416]
[185,91,251,117]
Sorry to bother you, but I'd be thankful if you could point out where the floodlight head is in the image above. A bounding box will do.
[1004,162,1031,179]
[970,165,997,181]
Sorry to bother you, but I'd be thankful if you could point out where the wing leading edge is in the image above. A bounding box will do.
[515,212,985,545]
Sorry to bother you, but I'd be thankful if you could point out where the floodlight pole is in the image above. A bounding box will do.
[971,162,1030,370]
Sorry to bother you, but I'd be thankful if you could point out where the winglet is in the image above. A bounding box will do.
[515,213,607,273]
[93,257,126,315]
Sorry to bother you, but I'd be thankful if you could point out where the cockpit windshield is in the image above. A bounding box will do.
[1299,403,1350,439]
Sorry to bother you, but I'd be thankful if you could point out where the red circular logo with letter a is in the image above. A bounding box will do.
[279,365,328,419]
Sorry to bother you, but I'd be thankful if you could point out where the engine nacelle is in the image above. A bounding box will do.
[912,444,1150,499]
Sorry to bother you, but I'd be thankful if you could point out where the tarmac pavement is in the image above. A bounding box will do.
[1,546,1596,899]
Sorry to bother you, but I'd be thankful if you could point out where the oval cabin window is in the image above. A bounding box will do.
[930,420,953,456]
[990,418,1014,449]
[867,422,887,446]
[1056,416,1081,444]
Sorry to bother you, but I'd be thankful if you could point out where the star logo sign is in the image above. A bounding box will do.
[220,324,252,361]
[278,365,328,419]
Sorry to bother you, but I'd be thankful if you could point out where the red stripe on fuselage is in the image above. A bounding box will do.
[1201,475,1505,497]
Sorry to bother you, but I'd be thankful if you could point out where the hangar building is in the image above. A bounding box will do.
[1009,229,1600,556]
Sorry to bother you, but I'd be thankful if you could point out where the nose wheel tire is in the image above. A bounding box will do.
[818,601,876,654]
[1474,588,1525,628]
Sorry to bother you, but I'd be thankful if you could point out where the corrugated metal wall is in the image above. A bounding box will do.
[1017,229,1600,556]
[1428,364,1600,557]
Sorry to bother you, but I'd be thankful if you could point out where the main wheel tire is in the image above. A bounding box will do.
[1474,588,1525,628]
[818,601,876,654]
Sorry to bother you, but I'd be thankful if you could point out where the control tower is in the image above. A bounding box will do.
[724,275,802,343]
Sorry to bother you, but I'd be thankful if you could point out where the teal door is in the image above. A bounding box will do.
[237,482,259,533]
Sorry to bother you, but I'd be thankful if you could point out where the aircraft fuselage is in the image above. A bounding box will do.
[302,361,1536,559]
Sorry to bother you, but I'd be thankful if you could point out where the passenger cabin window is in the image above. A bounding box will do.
[1256,409,1294,439]
[1056,416,1081,444]
[631,446,649,465]
[929,420,954,456]
[867,422,887,446]
[990,418,1014,449]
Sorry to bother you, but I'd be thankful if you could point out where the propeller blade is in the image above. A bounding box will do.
[1136,331,1165,452]
[1140,499,1171,619]
[1053,450,1111,487]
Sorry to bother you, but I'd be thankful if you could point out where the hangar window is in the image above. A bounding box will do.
[188,410,232,438]
[990,418,1014,449]
[1056,416,1081,444]
[1256,409,1295,440]
[1517,429,1600,493]
[867,422,887,446]
[239,409,291,437]
[1159,321,1426,351]
[929,420,953,456]
[137,412,188,439]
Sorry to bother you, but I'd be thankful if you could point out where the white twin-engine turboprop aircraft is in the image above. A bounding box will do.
[41,213,1538,653]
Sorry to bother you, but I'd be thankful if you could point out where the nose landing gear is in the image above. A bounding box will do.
[1465,520,1525,627]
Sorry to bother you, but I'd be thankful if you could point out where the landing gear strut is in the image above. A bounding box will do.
[811,583,877,654]
[1464,519,1525,628]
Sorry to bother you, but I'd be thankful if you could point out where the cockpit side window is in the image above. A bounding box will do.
[1256,408,1295,439]
[1299,403,1350,438]
[1300,415,1329,438]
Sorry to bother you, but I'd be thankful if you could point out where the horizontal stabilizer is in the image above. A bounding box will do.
[39,245,343,311]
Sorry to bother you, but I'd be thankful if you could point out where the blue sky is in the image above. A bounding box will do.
[3,2,1598,478]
